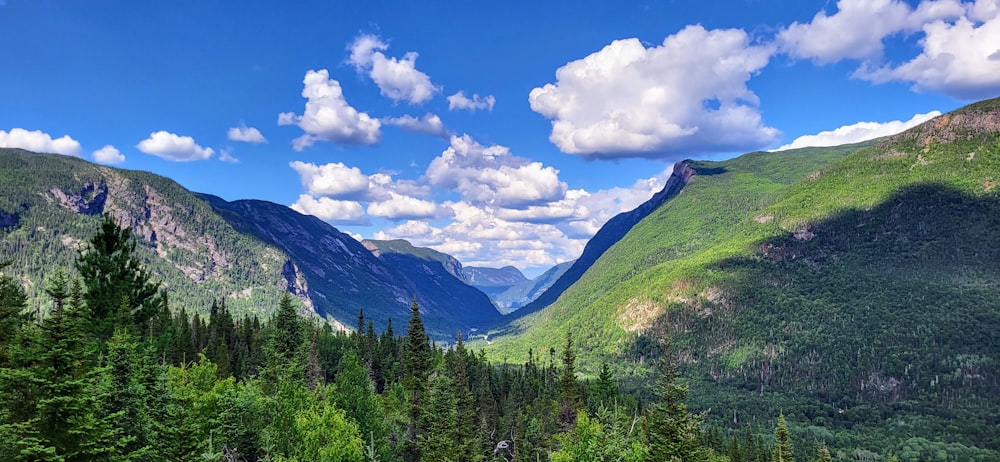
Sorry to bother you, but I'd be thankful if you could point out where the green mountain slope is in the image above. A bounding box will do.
[0,149,291,317]
[484,98,1000,455]
[0,150,499,337]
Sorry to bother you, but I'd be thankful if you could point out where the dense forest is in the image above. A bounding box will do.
[0,215,857,461]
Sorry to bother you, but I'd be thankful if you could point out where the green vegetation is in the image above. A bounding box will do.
[2,217,781,461]
[484,98,1000,458]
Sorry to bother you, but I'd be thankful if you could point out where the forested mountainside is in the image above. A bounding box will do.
[0,149,498,337]
[361,239,502,334]
[484,98,1000,457]
[467,262,574,314]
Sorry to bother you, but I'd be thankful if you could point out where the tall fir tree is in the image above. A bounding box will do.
[76,213,162,341]
[402,299,432,462]
[0,261,27,367]
[646,339,707,462]
[558,331,579,427]
[773,414,793,462]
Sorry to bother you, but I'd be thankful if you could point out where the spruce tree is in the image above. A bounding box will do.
[418,368,459,462]
[558,331,579,427]
[773,413,793,462]
[273,293,303,364]
[76,213,162,341]
[402,299,431,461]
[646,339,707,461]
[815,444,832,462]
[0,261,27,367]
[451,332,478,461]
[33,273,118,460]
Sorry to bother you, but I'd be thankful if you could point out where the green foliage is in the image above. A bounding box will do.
[551,408,649,462]
[485,98,1000,457]
[773,414,792,462]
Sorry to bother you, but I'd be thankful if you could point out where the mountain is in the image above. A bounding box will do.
[500,163,697,321]
[361,239,502,335]
[463,266,528,286]
[0,149,495,338]
[484,98,1000,456]
[466,262,574,313]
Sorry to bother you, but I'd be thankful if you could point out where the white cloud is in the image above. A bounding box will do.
[227,124,267,143]
[781,0,1000,100]
[382,113,449,137]
[774,110,942,151]
[426,134,568,208]
[279,69,381,150]
[136,131,214,161]
[447,91,496,111]
[0,128,82,156]
[290,160,370,199]
[371,165,672,274]
[528,25,779,159]
[92,145,125,164]
[366,192,445,220]
[219,148,239,163]
[290,194,369,225]
[348,34,439,105]
[857,6,1000,99]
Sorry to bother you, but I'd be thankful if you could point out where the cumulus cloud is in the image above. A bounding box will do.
[227,124,267,143]
[0,128,82,156]
[366,192,445,220]
[290,160,370,199]
[372,166,672,273]
[348,34,439,105]
[382,113,449,137]
[92,145,125,164]
[529,25,779,159]
[279,69,381,150]
[781,0,1000,100]
[774,110,942,151]
[136,131,214,161]
[447,91,496,111]
[290,194,369,225]
[426,134,568,208]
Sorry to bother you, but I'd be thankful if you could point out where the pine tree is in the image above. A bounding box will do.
[273,293,303,364]
[98,327,155,459]
[0,260,27,367]
[450,332,478,461]
[558,332,579,427]
[773,414,793,462]
[418,368,459,462]
[33,273,118,460]
[646,340,707,461]
[76,213,162,341]
[402,299,432,461]
[815,443,832,462]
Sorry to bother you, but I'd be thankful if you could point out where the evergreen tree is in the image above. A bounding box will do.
[815,443,832,462]
[98,327,155,459]
[558,332,579,427]
[646,340,707,461]
[333,350,391,461]
[76,213,162,341]
[0,261,27,367]
[31,273,118,460]
[402,299,432,461]
[272,293,303,364]
[773,414,793,462]
[418,368,459,462]
[450,333,478,461]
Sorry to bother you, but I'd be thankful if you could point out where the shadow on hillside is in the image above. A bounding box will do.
[625,182,1000,447]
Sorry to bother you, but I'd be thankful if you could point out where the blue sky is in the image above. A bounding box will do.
[2,0,998,277]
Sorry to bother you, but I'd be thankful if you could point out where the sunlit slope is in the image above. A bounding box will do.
[483,98,1000,453]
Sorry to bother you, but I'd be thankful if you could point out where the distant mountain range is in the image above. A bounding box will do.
[463,263,573,314]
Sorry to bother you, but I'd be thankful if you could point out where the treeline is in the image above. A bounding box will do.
[2,214,827,461]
